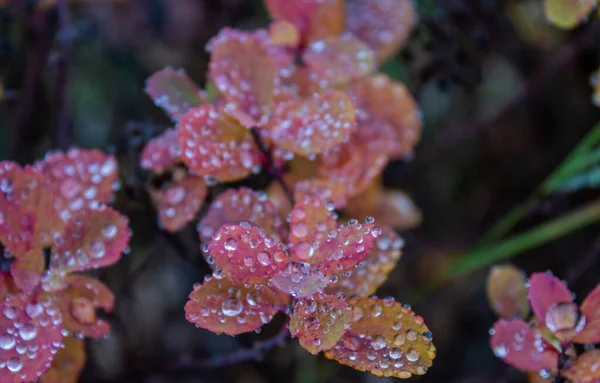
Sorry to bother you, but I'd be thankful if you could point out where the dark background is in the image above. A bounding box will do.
[1,0,600,382]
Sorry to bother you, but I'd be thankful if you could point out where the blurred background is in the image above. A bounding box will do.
[2,0,600,382]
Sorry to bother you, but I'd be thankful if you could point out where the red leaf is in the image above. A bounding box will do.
[486,265,530,319]
[561,349,600,383]
[489,319,558,372]
[311,219,380,276]
[178,105,261,182]
[145,67,206,121]
[39,336,85,383]
[289,197,337,263]
[0,272,18,301]
[0,293,63,383]
[324,297,436,378]
[268,90,356,156]
[185,277,286,335]
[50,206,130,273]
[271,262,329,298]
[198,187,288,245]
[140,128,181,174]
[346,0,418,62]
[303,35,375,85]
[208,224,289,284]
[53,275,114,338]
[0,162,63,254]
[573,283,600,344]
[10,249,44,294]
[153,175,207,232]
[293,179,348,209]
[35,149,119,221]
[326,226,403,297]
[208,28,276,126]
[290,293,352,354]
[528,272,573,324]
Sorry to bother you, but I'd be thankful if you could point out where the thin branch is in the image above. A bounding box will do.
[53,0,72,150]
[250,127,295,205]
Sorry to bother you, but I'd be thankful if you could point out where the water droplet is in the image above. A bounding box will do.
[6,357,22,372]
[224,238,238,251]
[493,344,508,358]
[370,335,387,350]
[292,222,308,238]
[406,349,420,362]
[390,348,402,359]
[222,299,243,317]
[257,251,271,266]
[89,241,106,259]
[0,334,15,350]
[102,224,117,239]
[18,325,36,341]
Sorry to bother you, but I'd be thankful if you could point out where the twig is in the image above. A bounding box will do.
[250,128,295,205]
[53,0,72,150]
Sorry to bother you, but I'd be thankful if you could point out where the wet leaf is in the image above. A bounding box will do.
[573,283,600,344]
[39,336,85,383]
[50,206,130,273]
[562,349,600,383]
[311,219,380,276]
[290,293,352,354]
[208,224,289,284]
[0,272,18,301]
[303,36,375,85]
[54,275,114,338]
[324,297,436,378]
[289,197,337,263]
[293,178,348,209]
[153,175,207,232]
[489,319,558,372]
[0,293,63,383]
[486,265,529,319]
[178,105,261,182]
[352,74,422,158]
[140,128,181,174]
[528,272,573,323]
[271,262,329,298]
[545,0,597,30]
[208,28,276,125]
[346,0,418,62]
[10,249,44,294]
[145,67,206,121]
[269,90,356,156]
[185,277,286,335]
[198,187,288,244]
[306,0,345,42]
[269,20,300,47]
[326,226,403,297]
[0,162,63,254]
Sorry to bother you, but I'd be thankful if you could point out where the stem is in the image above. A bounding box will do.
[53,0,72,150]
[250,128,294,205]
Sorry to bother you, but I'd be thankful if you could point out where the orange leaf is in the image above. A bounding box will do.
[185,277,286,335]
[324,297,436,378]
[0,162,63,254]
[326,226,403,297]
[40,336,85,383]
[562,349,600,383]
[153,175,207,232]
[140,128,181,174]
[178,105,261,182]
[145,67,206,122]
[208,224,289,284]
[269,21,300,47]
[346,0,418,62]
[10,249,44,294]
[486,265,529,319]
[573,283,600,344]
[290,293,352,354]
[268,90,356,156]
[50,206,130,273]
[198,187,288,244]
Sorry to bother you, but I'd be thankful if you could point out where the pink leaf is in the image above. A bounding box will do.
[10,249,44,294]
[489,319,559,372]
[50,206,130,273]
[0,293,63,383]
[140,128,181,174]
[289,197,337,263]
[153,175,207,232]
[185,277,286,335]
[178,105,261,182]
[35,149,119,221]
[290,292,352,354]
[0,162,63,254]
[208,224,289,284]
[293,179,348,209]
[271,262,329,298]
[528,272,573,324]
[198,187,288,245]
[268,90,356,156]
[311,219,380,276]
[145,67,206,121]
